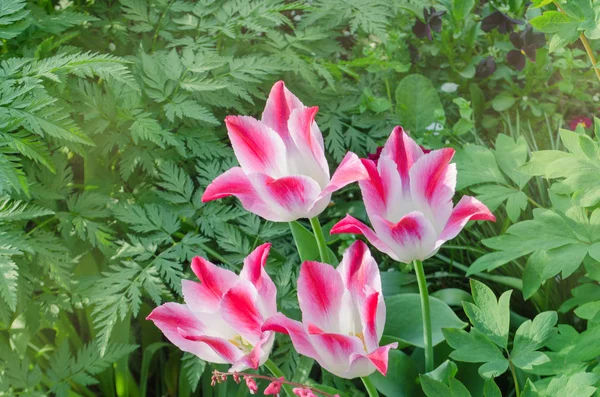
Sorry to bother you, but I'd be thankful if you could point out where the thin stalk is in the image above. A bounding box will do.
[413,259,434,372]
[361,376,379,397]
[309,217,330,263]
[507,354,520,397]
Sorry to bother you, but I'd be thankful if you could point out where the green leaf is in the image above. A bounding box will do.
[395,74,444,133]
[510,311,557,370]
[483,378,502,397]
[420,375,472,397]
[491,93,515,112]
[442,327,508,378]
[384,293,467,348]
[455,144,507,189]
[544,372,599,397]
[462,279,512,349]
[494,134,531,189]
[288,221,338,264]
[0,255,18,311]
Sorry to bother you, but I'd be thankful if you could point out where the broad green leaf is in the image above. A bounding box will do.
[426,360,458,383]
[463,279,511,349]
[483,378,502,397]
[494,134,531,189]
[384,294,467,348]
[471,185,527,223]
[545,372,599,397]
[510,311,556,370]
[288,221,338,264]
[455,144,507,189]
[395,74,444,133]
[491,93,515,112]
[420,376,471,397]
[443,328,508,378]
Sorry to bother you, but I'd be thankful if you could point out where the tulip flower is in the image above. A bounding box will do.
[262,241,398,379]
[147,243,277,371]
[201,81,368,222]
[331,126,495,264]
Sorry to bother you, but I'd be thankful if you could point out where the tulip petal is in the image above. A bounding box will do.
[262,313,319,359]
[377,154,412,222]
[220,280,264,344]
[261,80,305,142]
[358,158,387,215]
[318,152,368,200]
[225,115,287,176]
[359,291,384,352]
[330,215,399,261]
[379,211,438,262]
[409,148,457,230]
[337,241,381,298]
[240,243,277,316]
[250,174,322,222]
[147,303,226,363]
[201,167,283,220]
[439,195,496,242]
[298,261,344,332]
[349,342,398,376]
[380,126,424,191]
[307,328,367,378]
[178,330,243,364]
[189,256,239,307]
[288,107,329,186]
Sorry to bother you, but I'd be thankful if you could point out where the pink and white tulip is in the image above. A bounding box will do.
[262,241,397,379]
[331,127,495,263]
[201,81,368,222]
[147,243,277,371]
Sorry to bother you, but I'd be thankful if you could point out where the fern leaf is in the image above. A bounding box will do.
[0,255,17,311]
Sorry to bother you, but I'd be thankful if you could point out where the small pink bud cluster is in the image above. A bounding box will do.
[264,377,284,396]
[245,376,258,394]
[293,388,316,397]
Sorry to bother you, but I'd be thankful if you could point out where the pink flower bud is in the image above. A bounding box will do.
[244,376,258,394]
[264,377,284,395]
[233,372,240,383]
[292,388,307,397]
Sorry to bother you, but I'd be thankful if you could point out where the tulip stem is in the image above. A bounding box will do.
[309,217,330,264]
[414,259,434,372]
[264,359,295,397]
[361,376,379,397]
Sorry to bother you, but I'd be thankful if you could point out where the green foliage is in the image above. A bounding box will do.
[2,0,600,396]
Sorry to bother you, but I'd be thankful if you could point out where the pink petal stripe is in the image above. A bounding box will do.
[178,330,243,364]
[337,241,381,298]
[249,174,321,221]
[317,152,368,200]
[409,147,456,207]
[380,126,424,190]
[357,159,387,216]
[385,211,438,261]
[201,168,283,220]
[261,80,305,142]
[262,313,319,359]
[359,291,381,352]
[330,215,398,261]
[289,106,321,155]
[220,280,264,343]
[239,243,277,315]
[439,195,496,242]
[201,167,255,202]
[190,256,238,304]
[225,115,287,176]
[365,343,398,376]
[147,303,225,363]
[240,243,271,286]
[307,329,366,377]
[298,261,344,331]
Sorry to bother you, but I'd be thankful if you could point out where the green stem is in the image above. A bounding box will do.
[414,259,434,372]
[309,217,330,263]
[361,376,379,397]
[508,355,520,397]
[264,359,295,397]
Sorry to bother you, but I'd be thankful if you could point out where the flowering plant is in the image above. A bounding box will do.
[147,81,495,396]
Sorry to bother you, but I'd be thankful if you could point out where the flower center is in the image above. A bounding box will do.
[228,335,253,353]
[350,331,368,352]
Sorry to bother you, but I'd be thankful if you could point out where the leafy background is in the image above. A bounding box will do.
[2,0,600,396]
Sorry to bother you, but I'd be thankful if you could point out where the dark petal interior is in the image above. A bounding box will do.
[506,50,526,70]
